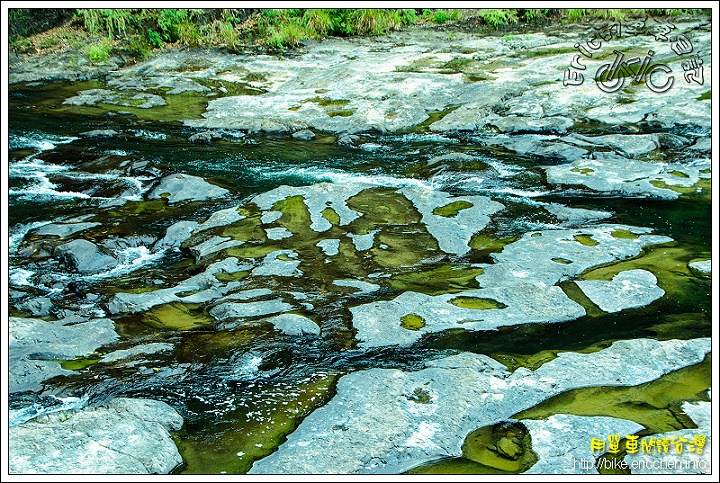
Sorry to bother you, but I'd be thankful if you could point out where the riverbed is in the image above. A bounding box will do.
[6,16,714,475]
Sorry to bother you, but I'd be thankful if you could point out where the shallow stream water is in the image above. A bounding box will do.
[7,77,712,474]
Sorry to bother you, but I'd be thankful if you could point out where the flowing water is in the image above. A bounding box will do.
[7,79,712,474]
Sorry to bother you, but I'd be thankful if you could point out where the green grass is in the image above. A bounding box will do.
[10,8,712,60]
[84,37,113,64]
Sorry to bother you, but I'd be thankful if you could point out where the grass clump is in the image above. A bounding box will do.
[84,37,113,64]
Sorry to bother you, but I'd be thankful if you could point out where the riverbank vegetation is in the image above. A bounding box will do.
[8,8,709,63]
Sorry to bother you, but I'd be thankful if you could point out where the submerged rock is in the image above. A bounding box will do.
[292,129,316,140]
[188,130,222,144]
[9,316,118,393]
[688,260,711,277]
[521,415,644,474]
[249,338,710,474]
[353,224,673,347]
[54,239,118,274]
[267,313,321,336]
[148,173,230,204]
[576,269,665,313]
[29,222,101,238]
[545,155,711,200]
[9,398,183,474]
[623,399,712,474]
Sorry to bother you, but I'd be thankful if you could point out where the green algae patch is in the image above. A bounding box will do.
[491,340,616,372]
[304,97,350,107]
[175,328,262,364]
[142,302,213,331]
[413,104,461,132]
[574,234,599,246]
[646,313,711,341]
[222,214,267,243]
[274,195,312,235]
[225,244,279,260]
[400,313,426,331]
[462,421,538,473]
[347,188,422,231]
[492,350,561,372]
[175,374,336,474]
[449,296,507,310]
[650,178,711,203]
[579,245,709,309]
[405,457,515,475]
[109,199,168,217]
[326,108,356,117]
[551,257,573,264]
[59,356,100,371]
[433,200,474,218]
[91,91,209,122]
[558,280,605,318]
[469,234,518,254]
[213,271,250,283]
[321,207,341,226]
[513,353,711,435]
[371,227,439,268]
[571,167,595,175]
[696,90,711,101]
[668,170,690,178]
[406,386,433,404]
[388,264,484,295]
[611,229,639,239]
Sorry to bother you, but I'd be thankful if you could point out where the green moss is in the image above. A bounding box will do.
[646,313,711,341]
[513,353,711,434]
[395,56,442,73]
[213,271,250,282]
[468,234,518,253]
[574,234,599,246]
[347,188,422,233]
[288,105,301,111]
[59,356,100,371]
[142,302,213,331]
[696,90,710,101]
[371,228,439,268]
[222,213,267,243]
[558,280,605,318]
[413,104,461,132]
[406,386,432,403]
[326,108,356,117]
[304,97,350,107]
[461,422,538,473]
[405,457,515,475]
[551,257,573,264]
[649,178,711,202]
[668,170,690,178]
[400,313,426,331]
[274,195,312,235]
[449,296,507,310]
[225,243,280,260]
[579,244,709,307]
[610,229,639,239]
[570,167,594,175]
[321,207,341,225]
[109,199,168,217]
[432,200,473,218]
[440,57,473,73]
[176,374,336,474]
[388,264,484,295]
[463,74,492,82]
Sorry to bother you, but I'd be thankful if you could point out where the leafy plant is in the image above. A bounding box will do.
[478,9,518,27]
[84,37,112,63]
